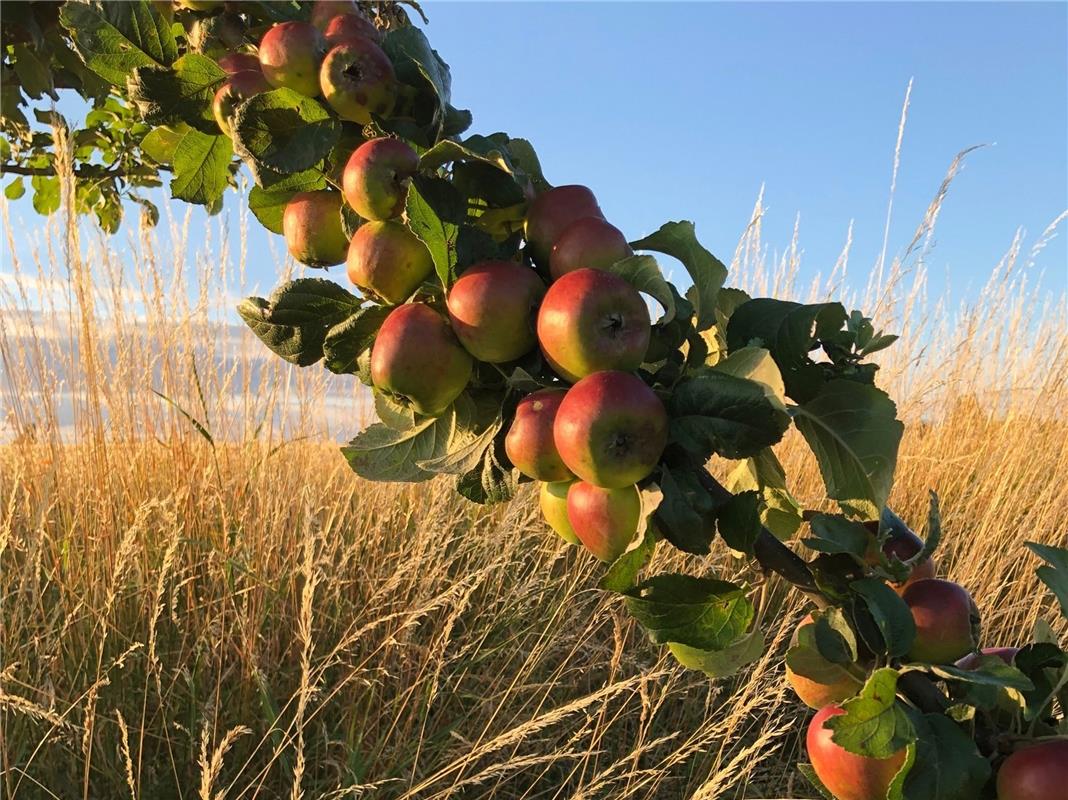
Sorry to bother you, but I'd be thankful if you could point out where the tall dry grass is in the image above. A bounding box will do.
[1,129,1066,799]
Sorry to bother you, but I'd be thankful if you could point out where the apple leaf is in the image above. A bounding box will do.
[792,380,904,521]
[826,668,916,758]
[343,411,458,484]
[381,26,455,144]
[715,490,761,556]
[668,626,764,678]
[417,413,503,476]
[600,526,658,593]
[654,466,719,555]
[803,513,871,558]
[1013,643,1068,721]
[607,255,676,324]
[456,439,516,504]
[903,659,1034,691]
[667,370,791,461]
[322,306,391,375]
[624,574,754,651]
[237,279,361,367]
[170,129,232,207]
[787,618,861,688]
[407,176,462,287]
[796,764,836,800]
[141,125,187,165]
[233,89,340,180]
[724,448,803,540]
[711,346,787,409]
[901,711,990,800]
[1026,541,1068,620]
[129,54,226,134]
[849,578,916,659]
[630,221,727,332]
[60,0,176,86]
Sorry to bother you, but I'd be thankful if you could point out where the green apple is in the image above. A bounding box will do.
[212,69,269,138]
[282,191,349,268]
[524,184,603,267]
[320,40,396,124]
[903,578,980,663]
[549,217,633,280]
[539,481,580,545]
[446,261,546,363]
[806,705,907,800]
[346,220,433,305]
[505,389,571,482]
[259,21,326,98]
[566,481,640,562]
[342,137,419,221]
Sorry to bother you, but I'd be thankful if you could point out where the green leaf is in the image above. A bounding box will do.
[710,346,787,409]
[60,0,177,86]
[406,176,461,287]
[726,298,848,403]
[902,711,990,800]
[129,53,226,133]
[624,574,753,651]
[724,448,802,540]
[630,221,727,332]
[233,88,340,179]
[456,439,517,504]
[600,526,658,593]
[171,129,232,206]
[904,659,1034,691]
[804,513,871,558]
[1026,542,1068,619]
[793,380,904,520]
[607,254,676,324]
[850,578,916,659]
[343,411,458,484]
[668,626,764,678]
[381,26,453,141]
[141,125,186,164]
[12,44,55,100]
[668,370,791,460]
[247,170,329,235]
[715,490,761,556]
[416,413,502,476]
[654,466,718,555]
[787,616,862,688]
[4,178,25,200]
[237,279,361,367]
[796,763,836,800]
[321,306,390,375]
[30,175,60,215]
[826,668,916,758]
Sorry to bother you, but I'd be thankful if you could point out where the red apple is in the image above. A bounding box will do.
[217,52,261,75]
[446,261,546,363]
[566,481,641,562]
[323,12,381,46]
[524,185,603,267]
[903,578,980,664]
[537,268,650,383]
[997,739,1068,800]
[554,371,668,489]
[320,40,396,124]
[786,614,864,710]
[308,0,359,30]
[346,220,433,305]
[549,217,633,280]
[539,481,581,545]
[212,69,269,138]
[259,21,326,98]
[342,137,419,221]
[370,303,472,417]
[807,705,907,800]
[877,521,937,592]
[282,190,349,268]
[955,647,1019,671]
[504,389,572,482]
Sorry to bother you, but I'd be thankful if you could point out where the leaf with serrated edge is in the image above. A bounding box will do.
[624,574,753,651]
[1026,541,1068,619]
[826,668,915,758]
[668,626,764,678]
[850,578,916,659]
[607,255,676,324]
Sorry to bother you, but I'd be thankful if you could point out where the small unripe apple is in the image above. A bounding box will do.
[505,389,572,482]
[786,614,864,710]
[342,137,419,221]
[259,21,326,98]
[320,40,396,124]
[212,69,269,138]
[807,705,907,800]
[446,261,546,363]
[537,268,651,383]
[524,185,604,267]
[282,191,349,268]
[554,371,668,489]
[996,739,1068,800]
[323,12,382,46]
[549,217,633,280]
[370,303,472,417]
[539,481,580,545]
[903,578,980,664]
[346,220,434,305]
[955,646,1019,671]
[566,481,641,562]
[217,52,261,75]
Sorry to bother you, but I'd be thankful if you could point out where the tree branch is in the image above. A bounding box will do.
[0,162,169,179]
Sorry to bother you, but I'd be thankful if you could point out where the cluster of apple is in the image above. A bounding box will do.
[798,526,1068,800]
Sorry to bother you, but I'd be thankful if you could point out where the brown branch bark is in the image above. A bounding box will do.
[0,163,168,179]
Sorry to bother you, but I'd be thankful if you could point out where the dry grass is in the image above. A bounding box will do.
[1,138,1066,799]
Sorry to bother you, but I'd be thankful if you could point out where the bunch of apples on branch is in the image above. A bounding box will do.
[2,2,1067,798]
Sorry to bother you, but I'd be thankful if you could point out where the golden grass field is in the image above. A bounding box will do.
[1,152,1066,798]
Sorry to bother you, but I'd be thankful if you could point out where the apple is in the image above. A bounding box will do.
[212,69,269,138]
[566,481,641,562]
[217,52,262,75]
[539,481,581,545]
[524,185,604,267]
[346,220,433,305]
[807,705,907,800]
[259,21,326,98]
[902,578,980,664]
[320,40,396,124]
[323,12,382,46]
[308,0,360,30]
[955,646,1019,671]
[370,303,472,417]
[537,268,651,383]
[282,191,349,268]
[342,137,419,221]
[505,389,572,482]
[786,614,864,710]
[868,514,936,592]
[996,739,1068,800]
[446,261,546,363]
[549,217,633,280]
[554,370,668,489]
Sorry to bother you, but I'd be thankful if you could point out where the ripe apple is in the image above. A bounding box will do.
[524,185,604,267]
[554,370,668,489]
[446,261,546,363]
[549,217,633,280]
[212,69,269,138]
[323,12,382,46]
[868,516,936,592]
[537,268,651,383]
[902,578,980,664]
[346,220,433,305]
[505,389,572,482]
[370,303,472,417]
[566,481,641,562]
[259,21,326,98]
[282,191,349,268]
[320,40,396,124]
[308,0,360,30]
[217,52,262,75]
[807,705,907,800]
[955,646,1019,671]
[342,137,419,221]
[539,481,581,545]
[786,614,864,710]
[996,739,1068,800]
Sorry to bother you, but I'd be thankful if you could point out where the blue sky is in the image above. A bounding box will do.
[4,2,1067,302]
